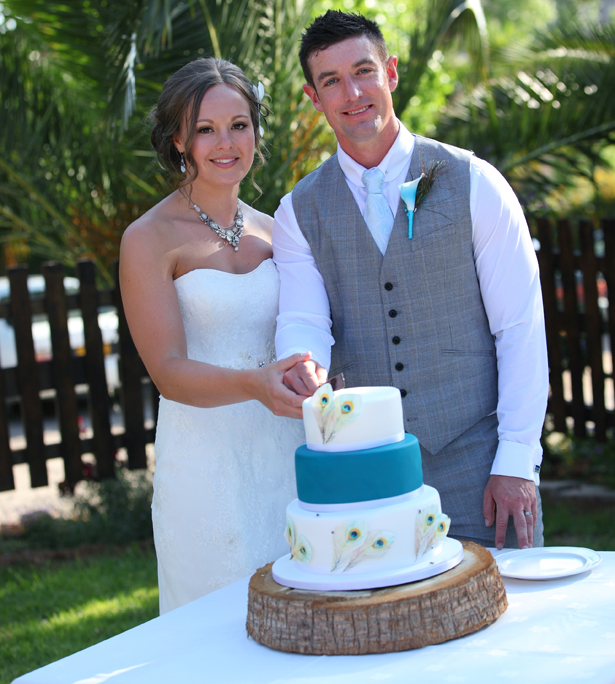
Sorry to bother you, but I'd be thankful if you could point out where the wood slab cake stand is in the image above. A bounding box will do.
[247,542,507,655]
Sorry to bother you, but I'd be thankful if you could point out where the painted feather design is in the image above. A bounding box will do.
[331,520,367,571]
[435,515,450,540]
[415,507,451,558]
[284,518,295,549]
[291,534,312,564]
[343,531,396,571]
[311,383,337,443]
[311,383,363,444]
[284,519,312,564]
[327,394,362,442]
[414,505,437,555]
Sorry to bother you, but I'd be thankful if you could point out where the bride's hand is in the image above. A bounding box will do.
[251,352,313,419]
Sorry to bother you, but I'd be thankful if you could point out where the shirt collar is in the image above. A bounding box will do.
[336,120,415,188]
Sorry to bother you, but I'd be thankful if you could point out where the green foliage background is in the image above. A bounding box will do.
[0,0,614,280]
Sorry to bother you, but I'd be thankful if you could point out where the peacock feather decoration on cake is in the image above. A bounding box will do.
[312,383,363,444]
[331,520,367,571]
[344,531,396,571]
[331,520,395,572]
[284,519,312,564]
[414,506,451,559]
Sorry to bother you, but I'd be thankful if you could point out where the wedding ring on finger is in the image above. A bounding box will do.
[523,510,533,516]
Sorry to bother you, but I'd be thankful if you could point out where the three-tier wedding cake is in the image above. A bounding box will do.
[272,384,464,590]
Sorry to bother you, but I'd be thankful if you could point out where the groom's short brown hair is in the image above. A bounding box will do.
[299,11,388,88]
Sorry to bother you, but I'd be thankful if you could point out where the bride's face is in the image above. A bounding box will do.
[175,83,255,188]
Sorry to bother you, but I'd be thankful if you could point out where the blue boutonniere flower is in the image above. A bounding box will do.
[400,160,446,239]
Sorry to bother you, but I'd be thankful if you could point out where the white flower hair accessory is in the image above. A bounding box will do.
[252,81,266,137]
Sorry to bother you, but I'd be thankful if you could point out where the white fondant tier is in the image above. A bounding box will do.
[273,537,464,591]
[284,485,451,577]
[303,385,405,452]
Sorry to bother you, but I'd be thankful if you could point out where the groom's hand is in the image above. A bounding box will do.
[283,358,328,397]
[483,475,537,551]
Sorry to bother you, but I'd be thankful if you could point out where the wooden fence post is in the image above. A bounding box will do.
[8,266,48,487]
[113,260,147,470]
[77,259,115,479]
[536,217,567,432]
[603,218,615,415]
[557,220,586,438]
[0,360,14,491]
[43,262,83,484]
[579,220,607,440]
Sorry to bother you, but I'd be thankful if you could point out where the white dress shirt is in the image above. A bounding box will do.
[273,122,548,484]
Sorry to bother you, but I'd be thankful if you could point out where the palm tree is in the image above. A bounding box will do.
[436,19,615,206]
[0,22,135,281]
[391,0,490,117]
[0,0,329,278]
[2,0,614,276]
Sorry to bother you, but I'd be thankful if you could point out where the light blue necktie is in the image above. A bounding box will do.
[362,167,394,255]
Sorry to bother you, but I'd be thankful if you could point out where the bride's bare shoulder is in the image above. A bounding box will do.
[121,192,181,252]
[240,202,273,235]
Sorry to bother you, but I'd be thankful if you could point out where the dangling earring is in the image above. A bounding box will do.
[180,153,186,174]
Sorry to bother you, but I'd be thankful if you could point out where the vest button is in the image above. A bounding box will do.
[400,389,407,398]
[392,336,401,345]
[395,362,404,371]
[384,282,393,291]
[389,309,398,318]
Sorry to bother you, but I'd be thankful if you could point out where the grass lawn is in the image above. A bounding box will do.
[0,545,158,684]
[542,494,615,550]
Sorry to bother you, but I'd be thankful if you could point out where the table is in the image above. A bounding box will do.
[13,551,615,684]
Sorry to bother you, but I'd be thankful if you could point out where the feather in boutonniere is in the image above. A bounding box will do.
[399,160,446,239]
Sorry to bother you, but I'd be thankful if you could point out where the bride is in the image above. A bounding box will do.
[119,58,307,614]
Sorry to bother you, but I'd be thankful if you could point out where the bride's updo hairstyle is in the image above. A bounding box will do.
[150,57,269,188]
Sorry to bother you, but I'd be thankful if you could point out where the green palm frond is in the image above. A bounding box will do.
[393,0,489,117]
[4,0,613,271]
[0,0,330,270]
[500,21,615,68]
[436,18,615,204]
[0,20,163,279]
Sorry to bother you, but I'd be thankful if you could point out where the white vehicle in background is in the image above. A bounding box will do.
[0,274,120,391]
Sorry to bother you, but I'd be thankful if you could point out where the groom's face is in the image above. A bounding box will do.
[303,36,398,157]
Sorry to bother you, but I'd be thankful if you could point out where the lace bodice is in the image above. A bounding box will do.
[174,258,278,369]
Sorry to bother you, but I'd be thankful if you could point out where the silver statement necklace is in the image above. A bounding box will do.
[186,192,244,251]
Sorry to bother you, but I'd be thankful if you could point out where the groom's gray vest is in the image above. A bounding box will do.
[292,136,498,455]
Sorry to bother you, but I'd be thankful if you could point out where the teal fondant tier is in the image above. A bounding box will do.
[295,434,423,505]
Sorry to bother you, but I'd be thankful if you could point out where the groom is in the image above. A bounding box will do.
[272,10,548,550]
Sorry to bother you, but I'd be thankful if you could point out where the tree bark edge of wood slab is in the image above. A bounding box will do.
[246,541,507,655]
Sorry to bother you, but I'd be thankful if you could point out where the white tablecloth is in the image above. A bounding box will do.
[13,551,615,684]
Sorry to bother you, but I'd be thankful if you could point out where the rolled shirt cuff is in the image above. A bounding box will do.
[490,439,543,486]
[275,346,330,372]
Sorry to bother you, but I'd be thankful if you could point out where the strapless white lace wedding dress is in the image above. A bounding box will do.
[152,259,303,614]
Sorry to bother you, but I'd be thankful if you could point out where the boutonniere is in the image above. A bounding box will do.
[399,160,446,239]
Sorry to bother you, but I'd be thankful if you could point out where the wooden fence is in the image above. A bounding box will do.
[0,259,158,492]
[0,217,614,493]
[536,216,615,441]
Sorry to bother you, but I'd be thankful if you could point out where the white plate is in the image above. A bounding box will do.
[496,546,601,580]
[272,537,464,591]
